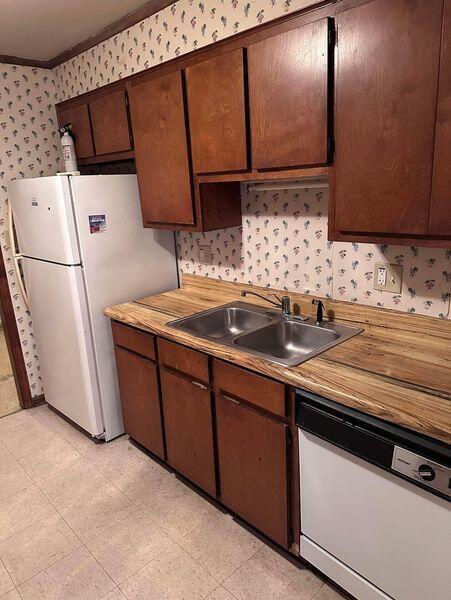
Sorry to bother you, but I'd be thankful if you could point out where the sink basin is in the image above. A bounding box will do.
[169,301,362,366]
[173,305,271,339]
[234,320,339,360]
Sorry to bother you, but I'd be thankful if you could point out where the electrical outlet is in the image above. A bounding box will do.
[374,262,403,293]
[198,244,212,265]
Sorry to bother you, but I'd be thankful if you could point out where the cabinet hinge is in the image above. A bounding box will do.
[328,136,335,159]
[328,21,337,48]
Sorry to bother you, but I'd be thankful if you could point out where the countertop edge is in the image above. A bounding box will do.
[104,300,451,446]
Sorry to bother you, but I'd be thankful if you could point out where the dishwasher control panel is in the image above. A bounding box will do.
[392,446,450,499]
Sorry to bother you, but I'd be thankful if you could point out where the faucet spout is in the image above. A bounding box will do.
[241,290,291,316]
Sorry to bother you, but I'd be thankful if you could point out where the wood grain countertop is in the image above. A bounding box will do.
[105,275,451,446]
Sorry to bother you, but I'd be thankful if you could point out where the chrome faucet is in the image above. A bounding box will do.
[241,290,291,316]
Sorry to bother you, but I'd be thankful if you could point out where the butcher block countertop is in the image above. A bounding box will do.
[105,275,451,446]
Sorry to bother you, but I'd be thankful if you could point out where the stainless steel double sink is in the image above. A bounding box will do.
[169,301,362,367]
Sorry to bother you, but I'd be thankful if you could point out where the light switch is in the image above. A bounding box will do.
[373,262,403,293]
[198,244,212,265]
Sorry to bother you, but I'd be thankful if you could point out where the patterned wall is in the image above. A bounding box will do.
[1,0,449,402]
[53,0,322,101]
[51,0,451,318]
[178,186,451,318]
[0,64,62,396]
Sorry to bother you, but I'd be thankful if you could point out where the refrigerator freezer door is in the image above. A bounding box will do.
[70,175,178,440]
[22,257,103,437]
[9,176,80,264]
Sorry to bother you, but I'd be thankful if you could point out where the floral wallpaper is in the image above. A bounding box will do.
[53,0,322,101]
[0,0,449,403]
[51,0,450,320]
[0,64,62,396]
[177,186,451,318]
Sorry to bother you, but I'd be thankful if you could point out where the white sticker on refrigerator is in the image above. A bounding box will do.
[89,214,107,234]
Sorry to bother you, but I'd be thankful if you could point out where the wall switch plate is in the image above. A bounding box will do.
[198,244,212,265]
[374,262,403,293]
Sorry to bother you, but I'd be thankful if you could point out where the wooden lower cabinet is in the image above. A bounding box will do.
[113,329,293,549]
[160,369,216,496]
[114,346,164,459]
[216,393,289,548]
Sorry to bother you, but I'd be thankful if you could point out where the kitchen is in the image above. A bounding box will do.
[0,1,450,599]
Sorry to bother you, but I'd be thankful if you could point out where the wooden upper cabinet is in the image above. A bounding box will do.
[186,49,248,174]
[248,18,331,170]
[89,90,132,156]
[334,0,443,235]
[429,0,451,236]
[57,103,94,159]
[128,71,195,226]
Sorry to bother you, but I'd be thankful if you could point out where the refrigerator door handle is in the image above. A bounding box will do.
[7,201,29,308]
[6,200,17,255]
[13,255,29,309]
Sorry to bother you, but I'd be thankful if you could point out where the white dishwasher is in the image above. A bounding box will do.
[296,391,451,600]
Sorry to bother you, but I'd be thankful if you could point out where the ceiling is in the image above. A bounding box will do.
[0,0,151,61]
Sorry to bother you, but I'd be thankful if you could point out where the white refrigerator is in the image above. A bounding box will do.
[9,174,178,441]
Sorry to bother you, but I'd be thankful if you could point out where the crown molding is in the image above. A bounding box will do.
[46,0,176,69]
[0,54,52,69]
[0,1,176,70]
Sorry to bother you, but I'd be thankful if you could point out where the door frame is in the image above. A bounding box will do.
[0,248,41,409]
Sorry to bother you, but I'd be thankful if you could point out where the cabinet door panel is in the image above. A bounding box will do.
[248,19,330,170]
[216,394,288,547]
[161,370,216,496]
[57,104,94,159]
[334,0,443,235]
[186,49,248,173]
[114,346,164,458]
[129,71,194,226]
[429,0,451,235]
[89,90,131,155]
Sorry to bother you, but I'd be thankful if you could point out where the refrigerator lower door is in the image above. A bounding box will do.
[22,257,103,437]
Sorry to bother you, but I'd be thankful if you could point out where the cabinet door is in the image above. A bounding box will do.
[114,346,164,459]
[89,90,132,155]
[216,394,288,547]
[186,49,248,173]
[129,71,195,226]
[334,0,443,235]
[57,104,94,159]
[248,19,330,170]
[429,0,451,235]
[161,370,216,496]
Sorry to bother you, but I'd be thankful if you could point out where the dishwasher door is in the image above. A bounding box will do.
[299,430,451,600]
